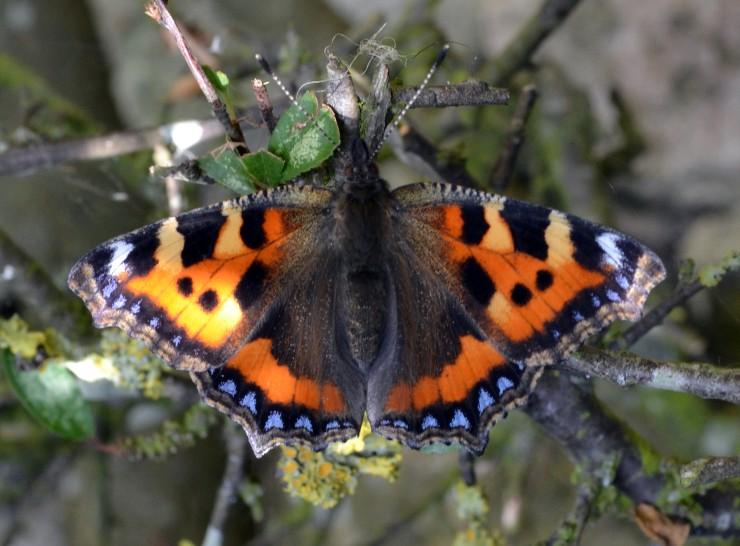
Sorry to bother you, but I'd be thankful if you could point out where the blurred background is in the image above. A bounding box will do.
[0,1,738,545]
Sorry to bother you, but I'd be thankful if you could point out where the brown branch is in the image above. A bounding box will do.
[201,424,249,546]
[251,79,276,132]
[0,119,223,177]
[566,348,740,404]
[489,84,539,192]
[145,0,248,150]
[525,370,739,539]
[491,0,584,85]
[391,81,510,109]
[390,124,479,187]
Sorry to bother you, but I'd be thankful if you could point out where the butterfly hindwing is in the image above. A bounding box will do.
[69,184,363,456]
[365,182,664,451]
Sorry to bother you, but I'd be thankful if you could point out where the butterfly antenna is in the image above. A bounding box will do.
[370,43,450,160]
[255,53,338,146]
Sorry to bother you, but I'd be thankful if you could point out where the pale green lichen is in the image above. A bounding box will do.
[278,417,402,508]
[698,250,740,288]
[451,481,506,546]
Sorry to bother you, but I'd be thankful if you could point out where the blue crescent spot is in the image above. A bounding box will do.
[449,409,471,430]
[112,295,127,309]
[172,335,182,347]
[240,391,257,414]
[551,328,561,340]
[218,379,237,396]
[606,289,621,302]
[616,274,630,290]
[294,415,313,432]
[130,300,141,314]
[496,376,514,396]
[148,317,160,328]
[393,419,409,429]
[591,295,601,308]
[477,388,494,414]
[102,281,117,299]
[325,420,340,430]
[265,410,284,431]
[421,414,439,430]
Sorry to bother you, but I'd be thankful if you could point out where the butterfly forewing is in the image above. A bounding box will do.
[363,182,665,451]
[69,184,364,456]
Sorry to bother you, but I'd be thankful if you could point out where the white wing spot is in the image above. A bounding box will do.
[596,233,625,269]
[107,241,134,276]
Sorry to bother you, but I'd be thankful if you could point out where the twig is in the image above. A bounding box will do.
[145,0,248,149]
[362,475,456,546]
[0,119,223,177]
[540,482,594,546]
[391,81,510,109]
[251,79,276,132]
[489,84,539,192]
[389,124,479,187]
[680,457,740,488]
[202,424,249,546]
[566,348,740,404]
[525,370,740,538]
[491,0,584,85]
[458,450,477,486]
[0,228,90,339]
[610,279,704,351]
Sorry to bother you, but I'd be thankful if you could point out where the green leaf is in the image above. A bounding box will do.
[202,65,230,91]
[2,349,94,440]
[268,91,340,181]
[242,150,285,187]
[198,148,256,194]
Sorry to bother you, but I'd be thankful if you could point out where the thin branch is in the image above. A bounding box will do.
[0,119,223,177]
[251,79,276,132]
[610,279,704,351]
[566,348,740,404]
[145,0,248,149]
[0,228,90,339]
[525,370,739,538]
[489,84,539,192]
[540,482,594,546]
[458,449,477,486]
[680,457,740,488]
[491,0,584,85]
[389,124,479,187]
[391,81,510,109]
[201,424,249,546]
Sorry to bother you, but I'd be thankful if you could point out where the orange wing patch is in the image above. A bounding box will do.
[225,338,346,412]
[385,335,508,412]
